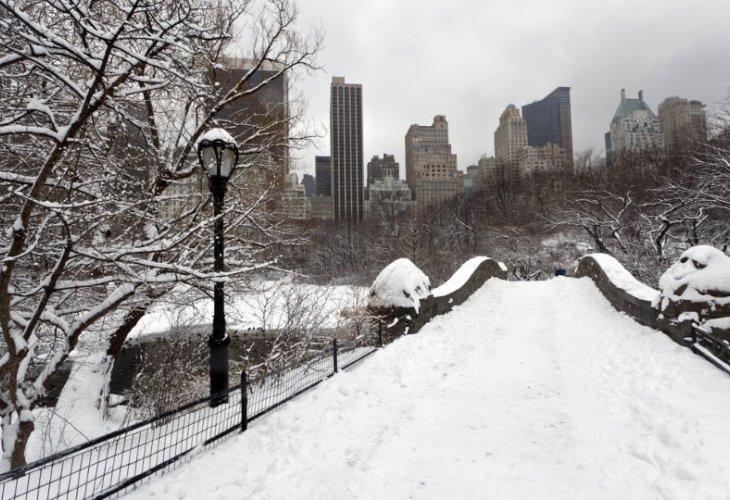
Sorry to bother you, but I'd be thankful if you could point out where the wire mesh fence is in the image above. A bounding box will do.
[247,349,335,422]
[0,329,385,499]
[0,386,243,500]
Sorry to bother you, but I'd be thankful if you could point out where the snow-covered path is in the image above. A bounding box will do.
[128,278,730,500]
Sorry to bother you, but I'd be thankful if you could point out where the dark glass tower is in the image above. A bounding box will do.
[521,87,573,162]
[330,77,363,222]
[315,155,331,196]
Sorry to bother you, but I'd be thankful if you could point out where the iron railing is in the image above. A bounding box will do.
[690,324,730,376]
[0,332,383,499]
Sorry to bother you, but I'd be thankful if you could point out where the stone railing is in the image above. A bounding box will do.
[371,257,508,336]
[575,254,715,347]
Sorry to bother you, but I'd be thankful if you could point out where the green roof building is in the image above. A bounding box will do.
[605,89,664,162]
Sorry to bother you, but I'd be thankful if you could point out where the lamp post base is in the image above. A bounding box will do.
[209,334,231,406]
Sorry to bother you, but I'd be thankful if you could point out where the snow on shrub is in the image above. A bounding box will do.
[656,246,730,325]
[368,258,431,312]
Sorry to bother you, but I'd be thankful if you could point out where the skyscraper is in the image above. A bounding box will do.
[405,115,463,209]
[209,58,289,188]
[606,89,664,161]
[367,154,400,187]
[315,155,331,196]
[494,105,528,183]
[521,87,573,161]
[330,77,363,222]
[301,173,315,197]
[658,96,707,154]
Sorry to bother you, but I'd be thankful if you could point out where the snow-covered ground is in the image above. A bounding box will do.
[23,280,365,464]
[126,277,730,499]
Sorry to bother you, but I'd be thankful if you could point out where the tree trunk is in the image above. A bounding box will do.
[106,306,149,358]
[11,418,34,470]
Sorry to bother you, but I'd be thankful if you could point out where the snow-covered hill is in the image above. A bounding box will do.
[126,277,730,499]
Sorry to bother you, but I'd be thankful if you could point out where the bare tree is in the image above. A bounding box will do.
[549,188,634,255]
[0,0,320,469]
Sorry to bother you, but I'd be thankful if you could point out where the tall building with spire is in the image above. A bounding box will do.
[405,115,462,209]
[330,77,363,222]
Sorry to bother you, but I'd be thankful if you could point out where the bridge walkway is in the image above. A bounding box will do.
[127,277,730,499]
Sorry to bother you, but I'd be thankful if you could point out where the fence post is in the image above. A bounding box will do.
[240,370,248,432]
[333,338,338,373]
[378,320,383,348]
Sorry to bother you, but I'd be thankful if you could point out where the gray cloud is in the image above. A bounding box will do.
[292,0,730,175]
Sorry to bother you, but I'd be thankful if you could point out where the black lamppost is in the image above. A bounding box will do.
[197,129,239,406]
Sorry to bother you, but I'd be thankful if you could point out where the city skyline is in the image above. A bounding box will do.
[293,0,730,176]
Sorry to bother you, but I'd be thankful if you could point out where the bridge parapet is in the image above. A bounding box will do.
[576,254,661,328]
[368,257,508,336]
[577,251,730,345]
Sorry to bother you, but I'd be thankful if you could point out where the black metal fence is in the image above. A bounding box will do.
[690,324,730,376]
[0,333,383,499]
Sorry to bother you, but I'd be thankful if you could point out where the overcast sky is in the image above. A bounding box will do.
[291,0,730,177]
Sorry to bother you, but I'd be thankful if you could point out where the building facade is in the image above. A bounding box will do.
[521,86,573,161]
[606,89,664,161]
[463,164,479,196]
[209,58,289,196]
[367,154,400,187]
[494,105,528,184]
[477,156,498,185]
[366,177,414,222]
[310,196,334,220]
[405,115,463,209]
[315,155,331,197]
[278,173,310,220]
[518,143,568,178]
[330,77,364,222]
[301,173,315,197]
[658,96,707,154]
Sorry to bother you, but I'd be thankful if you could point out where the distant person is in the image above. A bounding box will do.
[554,267,567,277]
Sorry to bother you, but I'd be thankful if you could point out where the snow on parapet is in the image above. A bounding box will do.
[368,258,431,313]
[658,246,730,310]
[587,253,659,302]
[433,256,489,297]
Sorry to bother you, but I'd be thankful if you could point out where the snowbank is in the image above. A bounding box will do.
[586,253,659,302]
[433,257,488,297]
[368,259,430,313]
